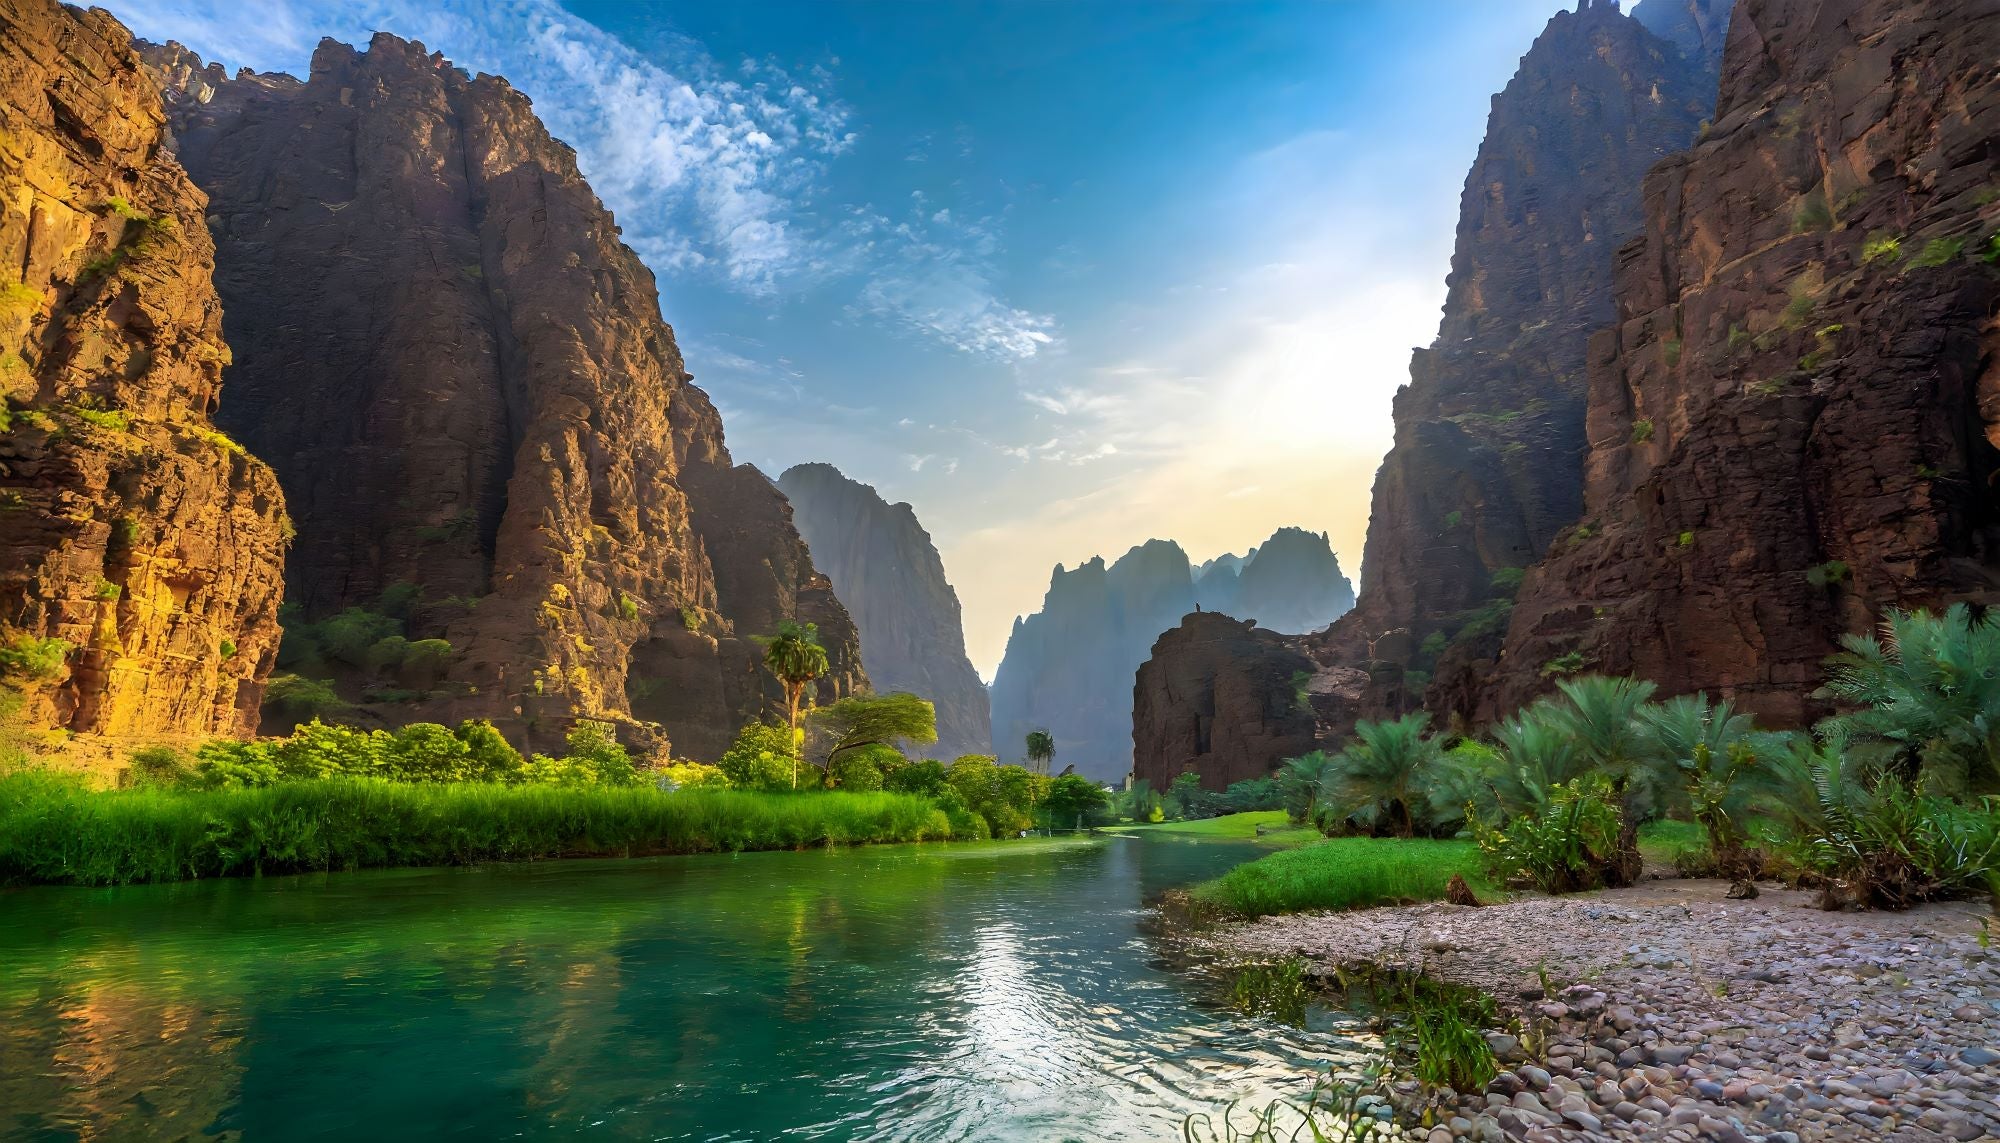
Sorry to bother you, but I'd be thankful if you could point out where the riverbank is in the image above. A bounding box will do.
[1214,880,2000,1141]
[1101,810,1321,846]
[0,772,968,885]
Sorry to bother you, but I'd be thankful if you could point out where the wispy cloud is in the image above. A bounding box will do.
[111,0,1053,356]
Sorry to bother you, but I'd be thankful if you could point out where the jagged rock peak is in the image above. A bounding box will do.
[776,463,991,759]
[0,0,290,757]
[137,33,862,759]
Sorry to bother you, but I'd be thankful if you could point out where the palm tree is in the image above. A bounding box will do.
[1276,750,1338,824]
[1638,693,1763,873]
[1024,728,1056,776]
[760,620,829,788]
[1325,712,1446,838]
[1545,674,1659,884]
[1818,604,2000,784]
[1490,699,1590,815]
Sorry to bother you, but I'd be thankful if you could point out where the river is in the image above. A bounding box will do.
[0,832,1369,1141]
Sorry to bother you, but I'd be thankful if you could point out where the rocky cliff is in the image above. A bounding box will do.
[0,1,288,752]
[1495,0,2000,722]
[776,463,991,758]
[140,35,863,758]
[1131,613,1327,792]
[991,530,1353,781]
[1328,0,1727,711]
[1126,0,1727,782]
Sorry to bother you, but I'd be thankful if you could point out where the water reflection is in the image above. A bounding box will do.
[1,836,1365,1141]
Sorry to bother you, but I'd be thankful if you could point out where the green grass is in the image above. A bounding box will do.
[1637,818,1703,864]
[1193,837,1492,919]
[0,772,961,886]
[1101,810,1320,846]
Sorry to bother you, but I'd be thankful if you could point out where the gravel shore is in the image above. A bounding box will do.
[1212,881,2000,1141]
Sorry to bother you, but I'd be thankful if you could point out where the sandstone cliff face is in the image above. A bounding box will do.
[1131,613,1322,792]
[992,531,1354,781]
[1497,0,2000,723]
[1321,0,1726,714]
[142,36,862,758]
[777,463,991,759]
[0,1,288,748]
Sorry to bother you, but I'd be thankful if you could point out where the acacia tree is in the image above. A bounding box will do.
[760,620,829,788]
[1025,728,1056,775]
[808,693,937,786]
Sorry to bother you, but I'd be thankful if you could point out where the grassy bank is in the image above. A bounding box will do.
[1101,809,1319,846]
[1194,837,1491,918]
[0,772,958,886]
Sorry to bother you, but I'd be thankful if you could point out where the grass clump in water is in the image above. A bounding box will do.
[1191,837,1490,919]
[0,771,957,886]
[1227,956,1310,1026]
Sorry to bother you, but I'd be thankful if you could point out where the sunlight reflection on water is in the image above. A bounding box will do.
[0,835,1370,1141]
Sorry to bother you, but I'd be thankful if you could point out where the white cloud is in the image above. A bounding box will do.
[110,0,1052,357]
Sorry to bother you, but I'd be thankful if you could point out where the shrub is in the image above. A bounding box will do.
[1540,651,1589,679]
[1805,560,1849,588]
[1472,773,1624,894]
[1791,191,1832,233]
[1726,323,1751,352]
[1629,419,1654,445]
[1489,567,1525,593]
[1045,773,1110,828]
[0,635,71,680]
[717,722,798,791]
[679,606,701,632]
[1817,604,2000,783]
[1909,236,1966,269]
[262,673,346,729]
[1862,232,1903,264]
[1662,338,1683,367]
[1320,713,1453,838]
[126,746,193,788]
[656,760,729,790]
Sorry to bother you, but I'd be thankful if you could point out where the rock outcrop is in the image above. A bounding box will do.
[777,463,991,758]
[140,36,862,758]
[1495,0,2000,722]
[992,530,1354,781]
[0,1,289,751]
[1131,613,1322,792]
[1324,0,1727,715]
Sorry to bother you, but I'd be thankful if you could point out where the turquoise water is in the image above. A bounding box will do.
[0,834,1365,1141]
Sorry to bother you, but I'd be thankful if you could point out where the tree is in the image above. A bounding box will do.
[1541,675,1661,885]
[1164,771,1209,820]
[1276,751,1338,823]
[717,722,797,791]
[1818,604,2000,785]
[1638,693,1763,874]
[1324,712,1447,838]
[1045,773,1109,829]
[1024,728,1056,775]
[807,693,937,784]
[760,620,830,787]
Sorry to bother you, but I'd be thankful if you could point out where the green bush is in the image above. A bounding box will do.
[1472,773,1624,894]
[1629,419,1654,444]
[717,721,798,791]
[0,635,70,680]
[1909,236,1966,269]
[1862,232,1903,264]
[262,673,347,729]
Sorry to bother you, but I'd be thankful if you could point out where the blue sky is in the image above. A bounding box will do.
[112,0,1575,677]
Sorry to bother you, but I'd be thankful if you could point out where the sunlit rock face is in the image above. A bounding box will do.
[138,35,861,758]
[992,532,1353,782]
[777,463,991,759]
[0,0,289,749]
[1495,0,2000,724]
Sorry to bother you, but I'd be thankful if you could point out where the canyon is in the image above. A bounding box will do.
[992,531,1352,782]
[777,463,991,759]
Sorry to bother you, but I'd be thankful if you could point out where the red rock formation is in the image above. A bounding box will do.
[776,463,992,759]
[1496,0,2000,723]
[140,36,862,758]
[1132,612,1333,792]
[0,0,288,749]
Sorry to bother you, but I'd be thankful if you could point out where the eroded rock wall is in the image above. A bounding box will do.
[0,1,288,751]
[1496,0,2000,722]
[142,36,861,757]
[777,463,991,759]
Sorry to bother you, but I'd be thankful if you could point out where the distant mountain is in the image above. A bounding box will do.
[777,464,991,759]
[990,529,1353,781]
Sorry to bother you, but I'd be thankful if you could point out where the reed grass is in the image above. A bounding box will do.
[0,771,955,886]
